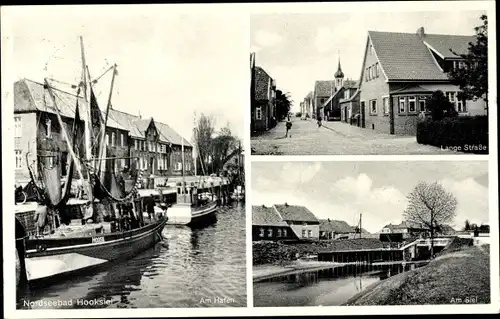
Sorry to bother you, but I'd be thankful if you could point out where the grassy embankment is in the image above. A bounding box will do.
[344,238,490,305]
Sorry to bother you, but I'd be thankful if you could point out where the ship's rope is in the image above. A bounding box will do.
[85,159,144,203]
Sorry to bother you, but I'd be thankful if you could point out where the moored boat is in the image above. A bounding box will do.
[15,36,168,288]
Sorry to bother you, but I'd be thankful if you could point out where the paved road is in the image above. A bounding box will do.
[251,117,460,155]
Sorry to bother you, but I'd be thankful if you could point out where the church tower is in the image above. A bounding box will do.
[334,56,344,90]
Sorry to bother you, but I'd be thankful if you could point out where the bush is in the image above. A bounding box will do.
[295,112,302,117]
[417,115,488,154]
[253,241,299,265]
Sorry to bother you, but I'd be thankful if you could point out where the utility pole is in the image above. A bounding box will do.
[359,213,363,239]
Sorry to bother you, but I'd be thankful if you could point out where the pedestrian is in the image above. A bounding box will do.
[317,115,322,127]
[285,118,292,138]
[147,194,155,221]
[76,179,84,199]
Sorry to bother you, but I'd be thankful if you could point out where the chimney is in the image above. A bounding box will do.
[416,27,425,38]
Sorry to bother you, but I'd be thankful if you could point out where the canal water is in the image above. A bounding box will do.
[253,263,425,307]
[17,202,246,309]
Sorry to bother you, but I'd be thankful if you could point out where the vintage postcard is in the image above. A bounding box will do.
[250,10,491,155]
[252,161,492,307]
[2,4,247,315]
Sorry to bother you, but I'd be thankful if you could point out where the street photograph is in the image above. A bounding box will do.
[250,11,489,155]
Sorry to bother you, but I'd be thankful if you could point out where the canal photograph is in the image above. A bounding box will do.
[252,161,491,306]
[5,4,247,310]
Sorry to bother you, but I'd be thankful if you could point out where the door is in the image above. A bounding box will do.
[360,101,366,128]
[389,96,395,135]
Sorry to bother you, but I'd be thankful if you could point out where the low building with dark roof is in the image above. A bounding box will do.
[273,203,320,240]
[252,205,296,241]
[320,219,359,240]
[357,27,487,136]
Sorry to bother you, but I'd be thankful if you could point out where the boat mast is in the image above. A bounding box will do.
[193,112,197,177]
[181,135,185,201]
[359,213,362,239]
[44,79,86,182]
[80,36,95,206]
[97,63,118,177]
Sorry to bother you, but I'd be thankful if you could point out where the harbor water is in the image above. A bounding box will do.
[17,202,246,309]
[253,263,426,307]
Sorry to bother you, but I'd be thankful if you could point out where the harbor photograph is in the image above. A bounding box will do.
[6,5,247,309]
[250,10,489,155]
[252,161,491,306]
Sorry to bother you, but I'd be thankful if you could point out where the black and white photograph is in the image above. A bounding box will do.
[252,161,491,307]
[5,5,246,310]
[250,11,489,155]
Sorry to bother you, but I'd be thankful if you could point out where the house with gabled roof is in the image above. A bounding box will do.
[357,27,486,136]
[274,203,320,239]
[14,78,193,183]
[251,66,277,132]
[252,203,320,241]
[108,109,193,178]
[314,59,358,121]
[339,80,360,125]
[252,205,296,241]
[14,79,130,182]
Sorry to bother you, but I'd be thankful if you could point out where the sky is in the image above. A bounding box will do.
[252,161,489,233]
[6,5,246,143]
[250,10,487,112]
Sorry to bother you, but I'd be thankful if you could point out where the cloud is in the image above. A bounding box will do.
[439,178,489,227]
[253,30,283,48]
[280,162,322,186]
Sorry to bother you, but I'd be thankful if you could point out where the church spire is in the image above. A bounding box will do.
[334,51,344,89]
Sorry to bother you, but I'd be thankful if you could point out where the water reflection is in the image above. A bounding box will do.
[17,203,246,309]
[254,263,425,307]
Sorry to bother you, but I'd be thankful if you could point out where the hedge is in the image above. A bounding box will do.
[253,241,299,265]
[416,115,488,154]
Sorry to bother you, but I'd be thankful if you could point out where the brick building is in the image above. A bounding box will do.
[251,66,277,132]
[357,27,487,135]
[14,78,193,184]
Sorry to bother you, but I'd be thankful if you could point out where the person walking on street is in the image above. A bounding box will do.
[317,115,322,128]
[285,118,292,138]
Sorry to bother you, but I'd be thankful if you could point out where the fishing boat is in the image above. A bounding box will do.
[15,37,167,287]
[166,116,219,226]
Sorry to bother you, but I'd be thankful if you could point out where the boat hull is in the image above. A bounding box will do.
[20,218,167,284]
[166,201,218,226]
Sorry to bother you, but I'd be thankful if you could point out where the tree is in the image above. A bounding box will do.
[211,125,238,175]
[275,89,293,121]
[464,219,471,231]
[447,15,488,112]
[403,181,458,257]
[427,90,458,121]
[193,113,215,175]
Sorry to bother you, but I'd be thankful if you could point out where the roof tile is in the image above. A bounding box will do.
[274,204,319,223]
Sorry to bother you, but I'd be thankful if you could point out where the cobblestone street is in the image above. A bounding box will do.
[251,117,459,155]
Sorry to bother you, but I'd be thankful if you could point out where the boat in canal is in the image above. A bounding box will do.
[15,36,167,287]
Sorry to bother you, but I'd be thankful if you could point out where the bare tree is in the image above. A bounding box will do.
[403,181,457,257]
[193,113,215,174]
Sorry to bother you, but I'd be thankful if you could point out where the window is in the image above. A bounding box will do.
[446,92,455,104]
[375,63,379,78]
[302,229,307,238]
[46,119,52,138]
[267,228,273,237]
[408,96,416,112]
[15,150,22,169]
[308,230,312,238]
[111,132,116,146]
[121,159,126,169]
[370,99,377,114]
[176,162,182,171]
[144,157,148,169]
[344,90,350,100]
[399,97,406,113]
[383,97,389,114]
[419,97,426,112]
[259,228,264,237]
[457,97,466,113]
[255,107,262,120]
[121,133,125,147]
[277,229,282,237]
[14,117,22,138]
[368,66,372,80]
[134,140,138,150]
[283,229,287,237]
